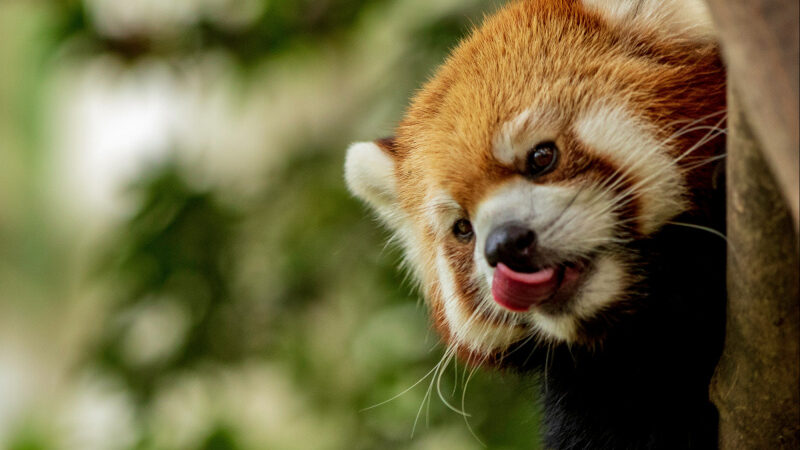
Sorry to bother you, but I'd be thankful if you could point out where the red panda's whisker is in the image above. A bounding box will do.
[500,327,542,362]
[543,341,555,395]
[436,349,470,416]
[541,184,590,234]
[451,357,459,397]
[609,138,724,216]
[662,109,727,133]
[657,110,728,149]
[680,153,727,172]
[586,119,726,227]
[416,342,464,436]
[591,133,675,211]
[665,221,742,263]
[521,329,547,368]
[411,358,440,438]
[666,221,727,243]
[461,359,488,447]
[588,114,726,212]
[538,189,625,248]
[661,114,728,145]
[361,363,440,412]
[586,112,695,200]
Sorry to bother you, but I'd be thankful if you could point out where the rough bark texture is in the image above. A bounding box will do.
[708,87,800,449]
[703,0,800,447]
[704,0,799,231]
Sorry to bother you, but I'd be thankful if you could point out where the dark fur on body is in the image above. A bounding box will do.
[503,183,727,449]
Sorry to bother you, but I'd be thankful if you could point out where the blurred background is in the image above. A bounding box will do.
[0,0,541,448]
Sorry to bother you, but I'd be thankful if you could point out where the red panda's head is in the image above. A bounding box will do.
[345,0,725,364]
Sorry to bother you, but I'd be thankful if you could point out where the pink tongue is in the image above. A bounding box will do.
[491,263,559,312]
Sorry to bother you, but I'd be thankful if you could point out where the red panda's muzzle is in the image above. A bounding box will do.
[484,221,588,312]
[491,262,583,312]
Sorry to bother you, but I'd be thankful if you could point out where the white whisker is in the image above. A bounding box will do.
[666,221,740,262]
[360,364,439,412]
[461,362,488,447]
[436,350,471,416]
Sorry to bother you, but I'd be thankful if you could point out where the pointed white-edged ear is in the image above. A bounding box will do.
[345,138,402,224]
[582,0,715,42]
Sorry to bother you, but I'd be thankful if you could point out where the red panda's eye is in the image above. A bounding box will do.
[452,219,474,242]
[526,141,559,177]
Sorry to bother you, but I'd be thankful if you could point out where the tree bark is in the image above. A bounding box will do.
[704,0,799,232]
[703,1,800,447]
[708,86,800,448]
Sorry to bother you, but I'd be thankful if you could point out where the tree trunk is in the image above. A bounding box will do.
[704,1,800,447]
[709,86,800,448]
[704,0,799,231]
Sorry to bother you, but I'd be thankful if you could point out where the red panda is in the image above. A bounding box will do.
[345,0,727,448]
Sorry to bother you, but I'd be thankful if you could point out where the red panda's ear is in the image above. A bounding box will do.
[345,137,403,225]
[582,0,715,42]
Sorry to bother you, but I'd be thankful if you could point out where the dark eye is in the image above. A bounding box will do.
[452,218,474,242]
[526,141,559,177]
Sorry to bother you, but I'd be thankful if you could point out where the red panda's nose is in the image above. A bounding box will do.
[484,223,539,273]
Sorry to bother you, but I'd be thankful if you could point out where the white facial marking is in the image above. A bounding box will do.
[574,101,687,234]
[421,189,463,239]
[436,251,524,353]
[531,313,577,343]
[582,0,715,42]
[492,107,563,166]
[573,254,628,319]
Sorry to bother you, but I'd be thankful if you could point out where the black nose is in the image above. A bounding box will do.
[484,222,539,272]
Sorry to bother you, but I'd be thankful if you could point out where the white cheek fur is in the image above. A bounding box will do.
[574,101,688,235]
[572,255,630,320]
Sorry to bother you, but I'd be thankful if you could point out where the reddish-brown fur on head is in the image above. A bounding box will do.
[346,0,725,365]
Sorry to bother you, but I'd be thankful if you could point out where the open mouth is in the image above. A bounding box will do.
[491,259,589,312]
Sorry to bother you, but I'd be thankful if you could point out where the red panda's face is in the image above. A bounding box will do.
[346,0,725,363]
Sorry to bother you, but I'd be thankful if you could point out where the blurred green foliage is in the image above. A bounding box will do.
[54,0,391,64]
[1,0,543,448]
[95,166,243,402]
[91,134,541,450]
